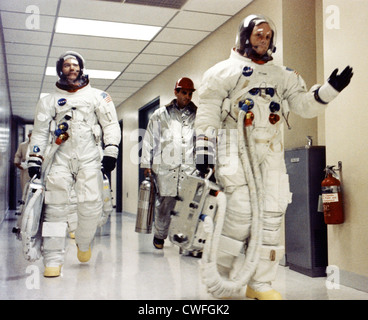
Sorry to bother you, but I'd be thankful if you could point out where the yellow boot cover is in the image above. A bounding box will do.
[44,266,62,278]
[246,286,282,300]
[77,246,91,263]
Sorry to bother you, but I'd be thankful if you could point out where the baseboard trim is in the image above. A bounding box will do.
[339,269,368,293]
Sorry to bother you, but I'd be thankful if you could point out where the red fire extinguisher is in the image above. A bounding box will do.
[321,165,344,224]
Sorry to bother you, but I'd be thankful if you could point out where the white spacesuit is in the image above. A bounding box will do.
[141,78,197,249]
[28,51,121,277]
[195,15,353,299]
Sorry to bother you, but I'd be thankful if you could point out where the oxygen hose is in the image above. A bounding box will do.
[200,109,264,298]
[232,109,263,286]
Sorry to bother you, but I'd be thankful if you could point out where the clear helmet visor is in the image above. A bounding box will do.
[56,51,85,79]
[235,14,277,60]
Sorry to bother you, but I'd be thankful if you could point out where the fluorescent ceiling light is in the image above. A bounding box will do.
[55,17,161,41]
[46,67,120,80]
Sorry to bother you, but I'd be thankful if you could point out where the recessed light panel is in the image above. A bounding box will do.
[55,17,161,41]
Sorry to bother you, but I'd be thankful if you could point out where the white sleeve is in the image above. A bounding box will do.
[95,91,121,158]
[29,97,54,157]
[283,68,333,119]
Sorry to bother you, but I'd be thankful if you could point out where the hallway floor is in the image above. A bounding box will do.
[1,211,368,300]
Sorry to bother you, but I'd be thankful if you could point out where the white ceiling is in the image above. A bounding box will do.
[0,0,253,122]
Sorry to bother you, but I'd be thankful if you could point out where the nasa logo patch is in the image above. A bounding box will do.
[58,98,67,106]
[242,66,253,77]
[33,146,40,153]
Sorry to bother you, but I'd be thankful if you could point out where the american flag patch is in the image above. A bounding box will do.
[101,92,112,103]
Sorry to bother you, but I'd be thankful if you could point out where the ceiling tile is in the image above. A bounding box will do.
[133,53,178,66]
[0,0,59,15]
[154,28,209,45]
[7,64,45,75]
[10,80,42,88]
[183,0,253,15]
[143,42,192,56]
[3,29,52,46]
[167,11,229,31]
[117,72,155,81]
[124,63,166,74]
[110,79,146,88]
[6,54,47,66]
[52,33,149,52]
[1,11,55,32]
[5,43,49,56]
[8,73,43,82]
[59,0,177,26]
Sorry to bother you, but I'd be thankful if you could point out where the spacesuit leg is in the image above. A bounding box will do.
[247,210,284,300]
[74,164,103,258]
[217,185,252,277]
[42,164,74,273]
[67,189,78,239]
[153,196,176,240]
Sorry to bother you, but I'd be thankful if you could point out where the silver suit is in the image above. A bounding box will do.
[141,100,197,239]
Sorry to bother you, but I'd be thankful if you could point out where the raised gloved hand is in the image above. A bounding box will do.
[27,155,43,179]
[196,134,215,177]
[328,66,353,92]
[102,156,117,173]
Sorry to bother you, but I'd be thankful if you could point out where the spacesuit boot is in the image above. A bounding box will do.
[42,219,68,278]
[246,281,282,300]
[77,246,91,263]
[246,244,284,300]
[44,265,62,278]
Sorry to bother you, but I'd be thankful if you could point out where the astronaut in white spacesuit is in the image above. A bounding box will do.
[195,15,353,299]
[141,78,197,250]
[28,51,121,277]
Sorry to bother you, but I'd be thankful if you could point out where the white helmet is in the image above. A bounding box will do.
[235,14,277,61]
[56,51,85,80]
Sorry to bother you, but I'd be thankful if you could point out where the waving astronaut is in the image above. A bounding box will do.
[28,51,121,277]
[195,15,353,299]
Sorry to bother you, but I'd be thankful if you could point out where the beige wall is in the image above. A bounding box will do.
[116,0,368,290]
[282,0,319,148]
[322,0,368,283]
